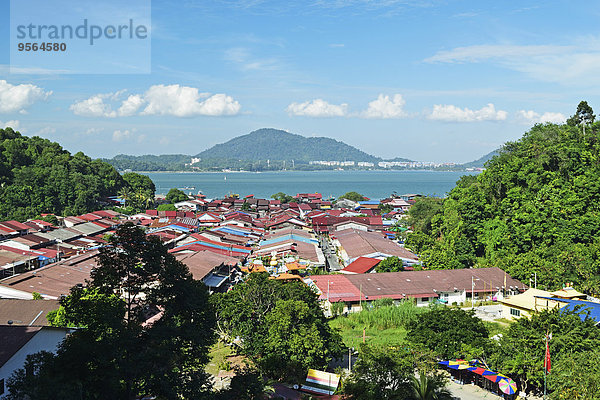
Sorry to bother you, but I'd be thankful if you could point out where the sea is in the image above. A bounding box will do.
[141,170,479,199]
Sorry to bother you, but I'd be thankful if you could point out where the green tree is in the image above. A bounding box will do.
[408,308,489,360]
[410,374,454,400]
[379,203,394,214]
[8,223,216,400]
[241,201,251,211]
[166,187,189,203]
[567,100,595,127]
[271,192,294,203]
[489,308,600,394]
[339,191,366,202]
[212,273,342,382]
[375,256,404,273]
[549,348,600,400]
[343,344,440,400]
[157,203,177,211]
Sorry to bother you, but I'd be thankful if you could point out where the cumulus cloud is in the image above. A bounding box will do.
[70,94,118,118]
[428,103,508,122]
[517,110,566,125]
[0,120,20,129]
[286,99,348,117]
[0,80,51,114]
[71,85,241,118]
[142,85,241,117]
[112,129,133,142]
[118,94,145,117]
[361,94,407,119]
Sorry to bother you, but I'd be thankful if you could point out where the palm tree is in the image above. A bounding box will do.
[410,374,454,400]
[118,187,131,207]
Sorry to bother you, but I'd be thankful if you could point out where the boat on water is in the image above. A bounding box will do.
[179,186,195,190]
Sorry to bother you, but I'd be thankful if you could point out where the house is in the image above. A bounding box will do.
[340,257,381,274]
[0,325,71,398]
[0,299,60,326]
[175,251,239,293]
[500,285,588,320]
[331,228,418,267]
[312,267,525,316]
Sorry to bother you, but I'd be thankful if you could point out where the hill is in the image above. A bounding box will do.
[405,117,600,292]
[0,127,145,221]
[102,154,191,171]
[461,149,499,168]
[196,128,381,162]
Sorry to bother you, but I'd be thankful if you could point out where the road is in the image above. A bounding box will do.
[319,235,341,271]
[446,380,504,400]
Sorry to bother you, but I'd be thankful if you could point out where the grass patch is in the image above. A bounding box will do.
[206,342,234,376]
[329,301,428,349]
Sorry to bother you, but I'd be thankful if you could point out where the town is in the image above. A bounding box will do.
[2,187,598,399]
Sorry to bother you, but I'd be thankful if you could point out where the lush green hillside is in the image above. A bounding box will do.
[196,128,381,162]
[406,107,600,292]
[103,154,190,171]
[0,128,139,220]
[461,149,499,168]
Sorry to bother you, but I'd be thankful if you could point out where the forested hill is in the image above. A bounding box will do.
[461,149,499,168]
[405,105,600,292]
[196,128,382,162]
[0,128,127,220]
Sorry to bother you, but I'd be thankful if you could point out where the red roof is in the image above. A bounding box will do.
[342,257,381,274]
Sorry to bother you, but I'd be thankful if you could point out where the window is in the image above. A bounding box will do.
[510,308,521,317]
[0,378,4,395]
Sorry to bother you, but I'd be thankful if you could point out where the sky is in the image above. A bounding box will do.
[1,0,599,163]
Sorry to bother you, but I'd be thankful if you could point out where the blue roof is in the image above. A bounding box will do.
[359,201,380,205]
[260,234,318,246]
[537,296,600,323]
[203,274,229,288]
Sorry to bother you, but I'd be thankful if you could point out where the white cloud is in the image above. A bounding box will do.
[71,86,241,118]
[141,85,241,117]
[428,103,508,122]
[286,99,348,117]
[70,93,118,118]
[0,120,20,129]
[36,127,56,135]
[424,41,600,86]
[83,127,103,135]
[0,80,51,113]
[118,94,144,116]
[112,129,133,142]
[517,110,566,125]
[361,94,407,119]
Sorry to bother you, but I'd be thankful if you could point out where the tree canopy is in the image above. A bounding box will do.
[211,273,343,382]
[339,191,366,202]
[0,128,128,220]
[375,256,404,273]
[8,223,215,400]
[405,105,600,291]
[166,187,189,203]
[271,192,294,203]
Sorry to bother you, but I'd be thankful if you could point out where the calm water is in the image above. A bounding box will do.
[142,170,478,199]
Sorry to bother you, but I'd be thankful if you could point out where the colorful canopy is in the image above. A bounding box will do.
[439,360,471,370]
[441,360,518,394]
[498,378,518,395]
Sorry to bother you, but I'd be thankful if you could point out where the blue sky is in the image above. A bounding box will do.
[1,0,599,162]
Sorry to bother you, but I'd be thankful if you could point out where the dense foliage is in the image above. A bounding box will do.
[338,191,366,202]
[375,256,404,273]
[165,187,189,203]
[343,344,451,400]
[103,154,190,171]
[489,308,600,396]
[211,273,343,382]
[8,224,216,399]
[408,308,489,359]
[0,128,127,220]
[271,192,295,203]
[407,108,600,291]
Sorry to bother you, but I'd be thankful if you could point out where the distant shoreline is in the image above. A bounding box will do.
[129,169,481,174]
